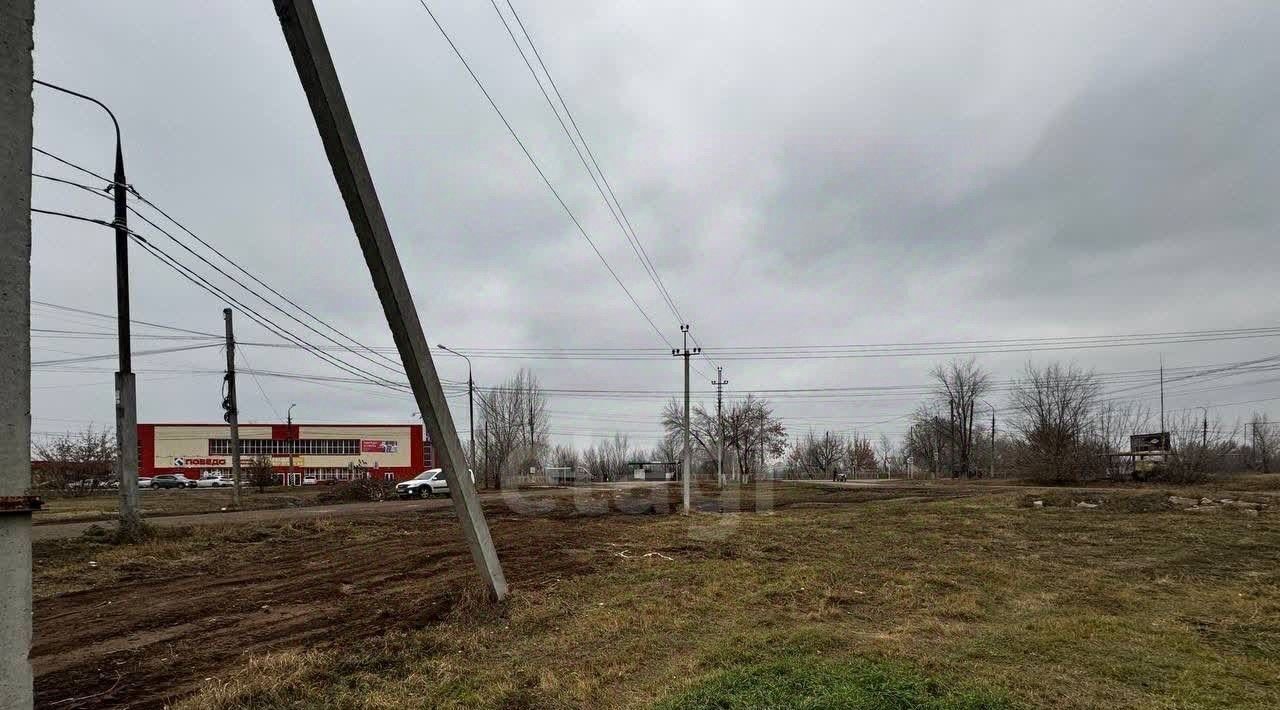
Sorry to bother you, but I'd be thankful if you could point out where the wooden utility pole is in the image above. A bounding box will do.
[671,324,700,513]
[222,309,243,506]
[271,0,507,599]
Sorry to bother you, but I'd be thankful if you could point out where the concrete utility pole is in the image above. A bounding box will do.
[272,0,507,599]
[671,324,700,513]
[32,78,141,539]
[437,345,474,473]
[286,403,296,486]
[714,367,728,486]
[2,4,36,705]
[1159,355,1166,434]
[1201,407,1208,450]
[222,309,243,506]
[986,401,996,479]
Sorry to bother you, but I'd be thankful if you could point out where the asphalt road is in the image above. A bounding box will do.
[30,497,463,542]
[30,483,660,542]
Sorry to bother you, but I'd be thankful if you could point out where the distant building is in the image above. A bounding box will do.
[138,423,434,485]
[627,461,678,481]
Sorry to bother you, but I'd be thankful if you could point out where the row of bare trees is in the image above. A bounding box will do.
[785,430,881,478]
[659,394,788,482]
[31,426,115,494]
[905,357,1276,483]
[473,368,550,488]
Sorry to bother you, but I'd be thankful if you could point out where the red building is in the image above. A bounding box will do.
[138,423,434,484]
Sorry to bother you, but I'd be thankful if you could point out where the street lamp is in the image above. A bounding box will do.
[34,79,140,537]
[287,403,297,486]
[437,345,475,473]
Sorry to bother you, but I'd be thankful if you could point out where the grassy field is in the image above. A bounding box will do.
[32,481,1280,709]
[32,486,332,525]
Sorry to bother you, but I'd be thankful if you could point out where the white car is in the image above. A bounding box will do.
[396,469,447,499]
[138,477,153,488]
[395,469,474,499]
[195,476,236,488]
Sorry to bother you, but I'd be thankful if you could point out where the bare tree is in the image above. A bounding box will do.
[1164,410,1238,482]
[551,443,580,472]
[906,404,948,477]
[477,368,550,488]
[930,358,991,477]
[1009,362,1101,483]
[582,434,632,482]
[844,433,878,476]
[654,434,680,464]
[661,399,717,474]
[723,395,787,481]
[875,434,895,476]
[1250,413,1275,473]
[31,426,115,495]
[787,431,847,479]
[246,455,276,493]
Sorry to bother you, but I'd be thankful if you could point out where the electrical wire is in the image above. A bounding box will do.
[412,0,675,350]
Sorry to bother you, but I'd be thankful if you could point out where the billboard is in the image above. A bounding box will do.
[360,439,399,454]
[1130,432,1171,453]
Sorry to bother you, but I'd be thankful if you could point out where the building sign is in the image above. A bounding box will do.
[172,457,227,467]
[360,439,399,454]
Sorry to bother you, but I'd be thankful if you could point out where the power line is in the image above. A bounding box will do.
[33,166,407,380]
[412,0,674,349]
[236,346,283,421]
[36,205,414,394]
[489,0,684,326]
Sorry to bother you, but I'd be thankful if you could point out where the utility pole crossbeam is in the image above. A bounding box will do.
[222,309,243,507]
[272,0,507,599]
[671,325,700,514]
[713,368,728,486]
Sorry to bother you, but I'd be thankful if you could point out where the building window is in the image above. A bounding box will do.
[208,439,360,456]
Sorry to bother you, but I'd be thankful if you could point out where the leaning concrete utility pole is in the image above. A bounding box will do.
[272,0,506,599]
[222,309,243,506]
[671,325,700,513]
[713,367,728,486]
[1,3,35,706]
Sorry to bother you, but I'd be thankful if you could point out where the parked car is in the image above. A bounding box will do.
[195,475,236,488]
[394,469,474,499]
[302,474,318,486]
[138,477,153,488]
[151,474,195,489]
[396,469,446,499]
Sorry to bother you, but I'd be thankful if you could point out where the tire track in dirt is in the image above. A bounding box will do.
[32,509,632,709]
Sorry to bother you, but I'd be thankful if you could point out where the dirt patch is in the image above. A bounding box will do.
[31,508,642,709]
[26,483,1011,708]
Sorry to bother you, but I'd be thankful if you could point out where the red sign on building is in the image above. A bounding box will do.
[360,439,399,454]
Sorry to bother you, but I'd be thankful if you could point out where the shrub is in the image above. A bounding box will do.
[316,478,394,503]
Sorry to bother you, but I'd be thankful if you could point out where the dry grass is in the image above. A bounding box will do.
[161,486,1280,709]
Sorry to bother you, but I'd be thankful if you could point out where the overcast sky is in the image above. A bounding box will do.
[29,0,1280,450]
